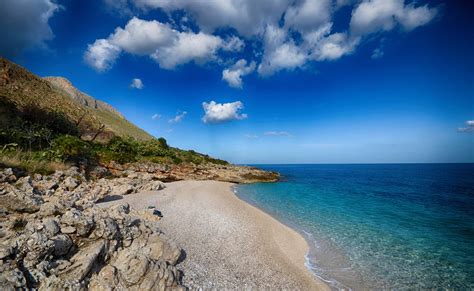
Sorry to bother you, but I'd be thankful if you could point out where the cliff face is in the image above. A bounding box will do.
[43,77,124,118]
[0,58,152,142]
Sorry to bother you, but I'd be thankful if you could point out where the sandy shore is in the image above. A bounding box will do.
[99,180,328,290]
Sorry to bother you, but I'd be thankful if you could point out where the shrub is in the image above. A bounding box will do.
[107,136,138,163]
[157,137,168,149]
[138,139,170,157]
[49,135,91,162]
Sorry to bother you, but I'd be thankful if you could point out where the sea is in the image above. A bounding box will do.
[235,164,474,290]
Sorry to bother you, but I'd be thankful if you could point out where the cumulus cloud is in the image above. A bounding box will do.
[458,120,474,133]
[84,39,121,72]
[130,78,144,89]
[284,0,332,33]
[168,111,187,124]
[0,0,60,57]
[132,0,291,37]
[151,113,161,120]
[85,17,242,71]
[310,32,359,61]
[202,101,248,124]
[222,59,256,88]
[264,131,292,137]
[350,0,438,36]
[258,25,307,76]
[86,0,439,76]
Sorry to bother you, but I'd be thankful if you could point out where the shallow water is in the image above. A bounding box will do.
[236,164,474,290]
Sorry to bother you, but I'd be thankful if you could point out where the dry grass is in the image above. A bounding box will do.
[0,151,69,175]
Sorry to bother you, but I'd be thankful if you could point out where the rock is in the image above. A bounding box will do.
[0,166,184,290]
[60,240,105,281]
[0,243,13,259]
[63,177,79,191]
[51,234,72,256]
[0,168,17,183]
[61,209,93,236]
[0,183,43,213]
[138,180,166,192]
[113,184,134,195]
[60,226,76,234]
[42,218,60,237]
[0,266,27,289]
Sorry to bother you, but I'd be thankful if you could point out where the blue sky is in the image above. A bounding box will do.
[1,0,473,164]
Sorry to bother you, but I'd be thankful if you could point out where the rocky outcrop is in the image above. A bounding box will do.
[0,167,184,290]
[44,77,124,119]
[105,161,280,184]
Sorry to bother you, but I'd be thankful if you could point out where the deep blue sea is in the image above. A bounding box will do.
[236,164,474,290]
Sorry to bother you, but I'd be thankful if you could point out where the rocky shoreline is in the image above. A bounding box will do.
[0,163,280,290]
[104,161,280,184]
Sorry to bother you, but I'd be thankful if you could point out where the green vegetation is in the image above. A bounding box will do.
[0,57,153,142]
[0,97,228,174]
[0,58,228,174]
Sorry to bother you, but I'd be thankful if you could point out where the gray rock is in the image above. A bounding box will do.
[60,239,105,281]
[60,226,76,234]
[42,217,60,237]
[51,234,72,256]
[0,166,182,290]
[61,209,93,236]
[113,184,134,195]
[63,177,79,191]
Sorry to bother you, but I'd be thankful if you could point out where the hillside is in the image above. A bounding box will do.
[0,58,152,142]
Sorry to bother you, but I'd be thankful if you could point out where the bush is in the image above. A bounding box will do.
[157,137,168,149]
[138,139,170,157]
[107,136,138,164]
[49,135,91,162]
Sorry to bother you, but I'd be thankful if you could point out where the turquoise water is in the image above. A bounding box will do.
[236,164,474,290]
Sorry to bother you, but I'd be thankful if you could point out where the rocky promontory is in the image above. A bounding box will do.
[104,161,280,184]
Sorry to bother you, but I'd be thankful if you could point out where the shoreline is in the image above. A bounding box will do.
[98,180,329,290]
[233,184,349,290]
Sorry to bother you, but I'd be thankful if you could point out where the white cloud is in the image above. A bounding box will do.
[311,32,359,61]
[151,32,224,69]
[245,134,258,139]
[264,131,292,137]
[202,101,248,124]
[284,0,332,33]
[458,120,474,133]
[0,0,60,57]
[130,78,144,89]
[85,17,242,71]
[84,39,121,72]
[350,0,438,36]
[222,59,256,88]
[132,0,291,37]
[258,25,307,76]
[151,113,161,120]
[86,1,439,76]
[168,111,187,124]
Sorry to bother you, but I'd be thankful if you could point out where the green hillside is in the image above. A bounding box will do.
[0,57,152,142]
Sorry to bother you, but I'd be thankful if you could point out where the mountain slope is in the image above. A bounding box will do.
[0,58,152,142]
